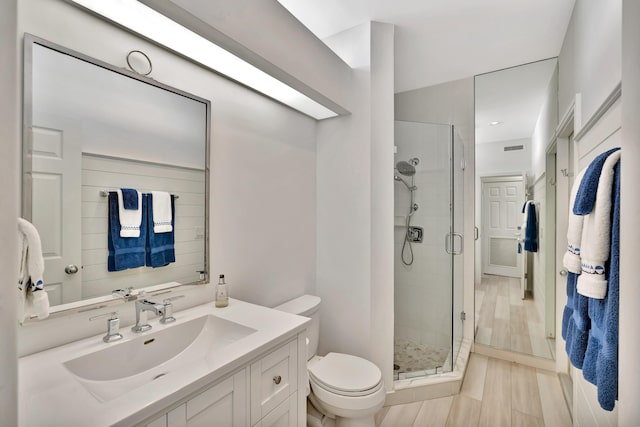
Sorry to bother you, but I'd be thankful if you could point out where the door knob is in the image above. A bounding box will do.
[559,269,568,276]
[65,264,79,274]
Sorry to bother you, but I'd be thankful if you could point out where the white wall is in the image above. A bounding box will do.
[619,2,640,424]
[0,0,19,425]
[316,23,372,363]
[17,0,317,355]
[394,77,476,349]
[475,138,532,178]
[558,0,622,122]
[531,67,559,180]
[316,21,395,391]
[369,22,396,393]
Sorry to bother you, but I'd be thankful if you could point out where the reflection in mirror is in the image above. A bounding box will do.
[23,34,209,311]
[474,58,558,359]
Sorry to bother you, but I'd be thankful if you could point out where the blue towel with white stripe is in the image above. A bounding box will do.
[145,193,176,268]
[108,192,146,271]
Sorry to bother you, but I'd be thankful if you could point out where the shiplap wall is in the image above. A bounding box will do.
[572,98,620,427]
[81,154,205,299]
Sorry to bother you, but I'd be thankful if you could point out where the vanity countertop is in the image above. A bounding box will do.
[18,298,310,427]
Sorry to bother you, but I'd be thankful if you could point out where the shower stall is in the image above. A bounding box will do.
[394,120,465,381]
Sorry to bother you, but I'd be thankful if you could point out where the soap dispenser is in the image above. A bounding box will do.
[215,274,229,307]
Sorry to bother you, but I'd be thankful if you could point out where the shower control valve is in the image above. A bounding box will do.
[407,226,423,243]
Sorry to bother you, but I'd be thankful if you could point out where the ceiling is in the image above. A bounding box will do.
[475,58,557,144]
[276,0,571,141]
[276,0,575,93]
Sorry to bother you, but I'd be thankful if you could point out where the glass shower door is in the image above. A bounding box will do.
[394,120,459,380]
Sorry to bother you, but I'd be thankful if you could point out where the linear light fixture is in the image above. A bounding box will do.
[69,0,338,120]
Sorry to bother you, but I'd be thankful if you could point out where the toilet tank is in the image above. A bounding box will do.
[274,295,321,361]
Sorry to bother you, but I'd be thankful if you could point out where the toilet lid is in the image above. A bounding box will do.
[308,353,382,396]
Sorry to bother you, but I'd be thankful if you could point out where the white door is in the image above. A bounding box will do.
[27,115,82,305]
[481,176,525,277]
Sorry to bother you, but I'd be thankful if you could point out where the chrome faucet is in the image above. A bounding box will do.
[131,299,165,333]
[112,287,136,302]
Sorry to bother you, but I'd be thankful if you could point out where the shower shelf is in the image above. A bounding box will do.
[394,216,407,227]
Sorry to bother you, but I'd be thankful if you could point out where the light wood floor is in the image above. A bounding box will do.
[475,275,555,359]
[375,353,572,427]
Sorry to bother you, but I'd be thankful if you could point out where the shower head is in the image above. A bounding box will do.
[395,160,416,176]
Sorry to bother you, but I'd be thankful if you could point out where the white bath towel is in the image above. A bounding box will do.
[151,191,173,233]
[563,168,587,274]
[117,189,142,238]
[17,218,50,322]
[577,150,621,299]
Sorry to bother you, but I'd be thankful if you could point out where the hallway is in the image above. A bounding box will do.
[375,353,571,427]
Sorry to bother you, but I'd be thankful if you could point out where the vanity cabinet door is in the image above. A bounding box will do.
[250,340,298,425]
[184,369,248,427]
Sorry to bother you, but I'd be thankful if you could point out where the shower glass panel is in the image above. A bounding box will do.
[394,120,463,380]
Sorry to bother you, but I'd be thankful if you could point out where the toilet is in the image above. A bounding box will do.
[275,295,385,427]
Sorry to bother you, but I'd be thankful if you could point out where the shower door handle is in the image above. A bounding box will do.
[452,233,463,255]
[445,233,463,255]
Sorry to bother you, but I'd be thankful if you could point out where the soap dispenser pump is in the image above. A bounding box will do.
[215,274,229,308]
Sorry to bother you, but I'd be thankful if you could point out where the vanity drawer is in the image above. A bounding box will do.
[250,339,298,425]
[253,391,297,427]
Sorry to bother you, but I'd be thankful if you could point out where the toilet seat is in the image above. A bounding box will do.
[308,353,383,397]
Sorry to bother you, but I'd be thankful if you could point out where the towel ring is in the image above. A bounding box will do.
[126,50,153,76]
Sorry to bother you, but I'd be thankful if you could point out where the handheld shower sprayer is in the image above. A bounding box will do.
[394,157,421,265]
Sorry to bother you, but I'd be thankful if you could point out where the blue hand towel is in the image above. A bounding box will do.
[524,202,538,252]
[562,269,589,369]
[108,192,146,271]
[145,193,175,268]
[573,147,620,215]
[121,188,139,210]
[581,161,620,411]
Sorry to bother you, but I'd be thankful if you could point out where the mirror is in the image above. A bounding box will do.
[474,58,558,359]
[22,34,210,312]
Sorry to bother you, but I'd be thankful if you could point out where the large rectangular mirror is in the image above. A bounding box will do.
[474,58,558,359]
[23,34,210,311]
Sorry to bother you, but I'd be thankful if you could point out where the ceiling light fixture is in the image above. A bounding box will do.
[488,121,502,126]
[69,0,338,120]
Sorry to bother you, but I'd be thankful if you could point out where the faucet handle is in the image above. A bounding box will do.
[161,295,184,324]
[112,287,133,297]
[163,295,185,304]
[90,312,123,343]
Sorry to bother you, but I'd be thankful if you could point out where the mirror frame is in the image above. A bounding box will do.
[22,33,211,319]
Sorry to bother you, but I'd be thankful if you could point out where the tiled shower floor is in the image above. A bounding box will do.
[394,337,450,375]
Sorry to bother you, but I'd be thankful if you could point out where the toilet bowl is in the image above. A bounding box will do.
[274,295,385,427]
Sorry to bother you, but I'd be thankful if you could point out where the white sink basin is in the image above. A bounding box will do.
[64,315,256,402]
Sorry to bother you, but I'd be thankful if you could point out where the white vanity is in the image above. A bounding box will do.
[18,299,309,427]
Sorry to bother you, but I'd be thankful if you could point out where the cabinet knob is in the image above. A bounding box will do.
[273,375,282,385]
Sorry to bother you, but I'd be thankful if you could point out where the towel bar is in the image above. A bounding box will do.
[99,190,180,199]
[99,190,178,199]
